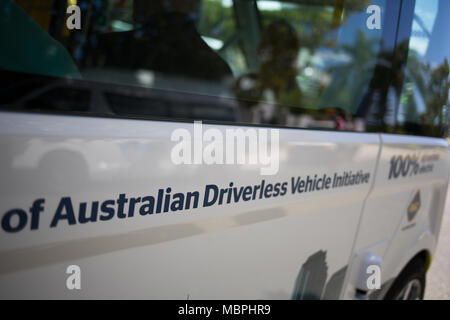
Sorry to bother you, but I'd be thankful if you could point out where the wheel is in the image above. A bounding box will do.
[384,258,426,300]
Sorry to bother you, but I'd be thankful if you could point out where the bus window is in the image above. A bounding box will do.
[397,0,450,137]
[235,0,385,128]
[0,0,80,78]
[196,0,247,77]
[3,0,447,137]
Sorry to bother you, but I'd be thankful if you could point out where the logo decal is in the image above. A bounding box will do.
[407,190,421,222]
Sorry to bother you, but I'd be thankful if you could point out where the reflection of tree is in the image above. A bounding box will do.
[198,0,235,42]
[232,0,375,124]
[356,39,411,133]
[199,0,372,52]
[260,0,371,51]
[361,36,449,138]
[423,59,449,136]
[401,53,449,137]
[320,30,379,111]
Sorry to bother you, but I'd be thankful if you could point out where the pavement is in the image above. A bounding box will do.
[425,187,450,300]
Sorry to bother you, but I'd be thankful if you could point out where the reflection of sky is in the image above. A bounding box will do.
[257,1,282,11]
[398,0,450,124]
[312,0,385,70]
[221,0,233,8]
[337,0,385,46]
[409,0,438,57]
[423,0,450,66]
[256,0,300,11]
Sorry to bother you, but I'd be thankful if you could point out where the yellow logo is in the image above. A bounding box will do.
[407,191,421,222]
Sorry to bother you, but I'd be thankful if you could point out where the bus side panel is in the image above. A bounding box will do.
[342,134,450,299]
[0,112,380,299]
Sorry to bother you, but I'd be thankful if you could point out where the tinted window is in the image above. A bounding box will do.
[0,0,448,137]
[25,87,91,112]
[397,0,450,137]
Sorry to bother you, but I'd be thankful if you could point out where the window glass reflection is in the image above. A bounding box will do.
[0,0,448,137]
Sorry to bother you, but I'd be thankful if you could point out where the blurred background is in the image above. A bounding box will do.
[425,185,450,300]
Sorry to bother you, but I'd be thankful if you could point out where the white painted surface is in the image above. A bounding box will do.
[0,112,448,299]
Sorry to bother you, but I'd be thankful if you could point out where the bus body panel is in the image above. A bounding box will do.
[0,111,381,299]
[342,134,450,299]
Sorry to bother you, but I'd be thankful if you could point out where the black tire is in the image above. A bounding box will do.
[384,258,426,300]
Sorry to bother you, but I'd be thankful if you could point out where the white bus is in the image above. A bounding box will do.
[0,0,449,300]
